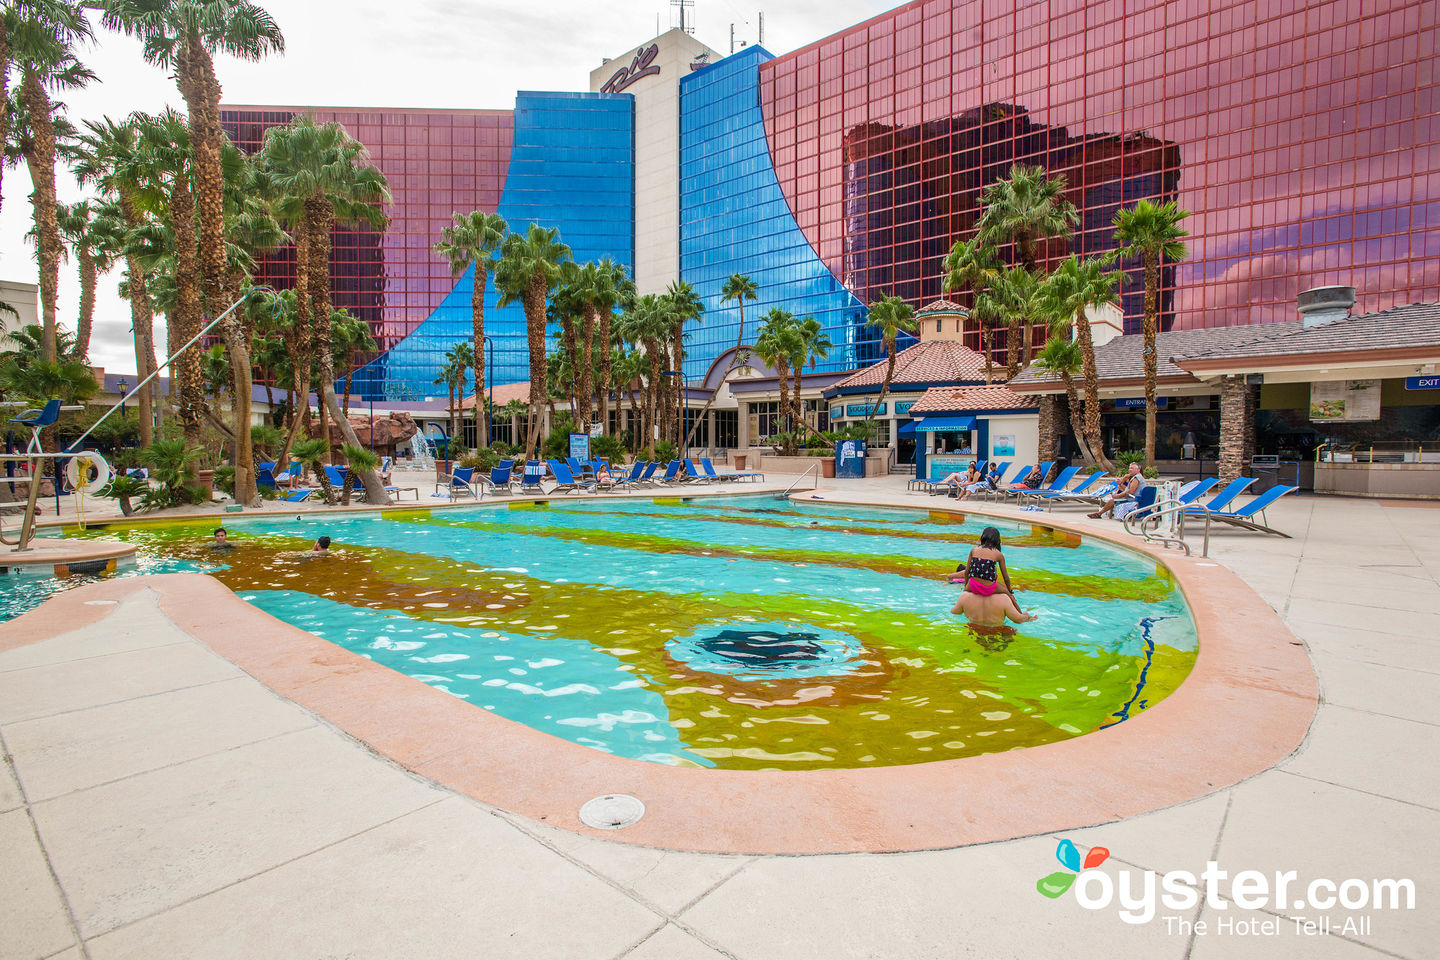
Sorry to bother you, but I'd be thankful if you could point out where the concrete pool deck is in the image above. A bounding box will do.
[2,483,1438,958]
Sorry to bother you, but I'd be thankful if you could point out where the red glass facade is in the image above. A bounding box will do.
[222,107,514,351]
[759,0,1440,332]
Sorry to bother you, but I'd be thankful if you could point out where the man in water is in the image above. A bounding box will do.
[952,589,1035,625]
[211,528,235,550]
[309,536,331,556]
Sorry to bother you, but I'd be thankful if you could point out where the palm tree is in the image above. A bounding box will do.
[684,272,757,449]
[56,200,118,361]
[99,0,284,326]
[977,164,1078,367]
[331,309,375,418]
[1113,199,1190,466]
[753,308,801,453]
[993,264,1043,380]
[590,258,633,432]
[1039,255,1125,471]
[613,294,667,451]
[75,115,160,445]
[289,436,334,504]
[339,443,377,507]
[861,294,918,425]
[663,280,704,444]
[941,237,1000,379]
[1033,335,1095,469]
[494,223,572,460]
[791,316,832,439]
[257,116,390,504]
[434,210,506,447]
[7,0,92,362]
[434,342,472,443]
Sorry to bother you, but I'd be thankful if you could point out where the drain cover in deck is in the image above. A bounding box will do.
[579,794,645,829]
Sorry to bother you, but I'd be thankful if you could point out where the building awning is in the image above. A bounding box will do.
[913,415,976,432]
[897,420,917,437]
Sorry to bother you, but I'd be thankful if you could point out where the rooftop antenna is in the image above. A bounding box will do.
[671,0,695,34]
[758,11,764,46]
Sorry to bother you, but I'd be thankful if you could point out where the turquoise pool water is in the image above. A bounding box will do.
[44,495,1198,770]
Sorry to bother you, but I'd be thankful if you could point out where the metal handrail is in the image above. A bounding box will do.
[777,462,820,499]
[1123,496,1209,557]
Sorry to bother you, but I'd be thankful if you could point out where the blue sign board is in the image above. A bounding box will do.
[1405,376,1440,391]
[830,406,843,420]
[1115,396,1169,409]
[895,400,915,415]
[846,402,887,417]
[568,433,590,461]
[835,439,866,478]
[927,454,973,482]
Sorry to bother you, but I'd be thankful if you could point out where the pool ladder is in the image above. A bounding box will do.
[1123,496,1211,557]
[775,462,820,499]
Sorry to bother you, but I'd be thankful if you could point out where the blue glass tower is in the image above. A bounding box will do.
[678,47,868,381]
[364,92,635,400]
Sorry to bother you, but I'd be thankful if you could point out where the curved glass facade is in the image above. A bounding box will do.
[679,48,870,378]
[759,0,1439,333]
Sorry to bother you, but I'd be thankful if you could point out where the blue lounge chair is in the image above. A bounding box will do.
[1016,465,1083,505]
[700,457,762,483]
[517,461,547,494]
[433,465,478,500]
[565,457,592,480]
[1174,477,1222,505]
[1191,485,1298,537]
[996,461,1055,501]
[547,459,595,495]
[977,463,1031,500]
[479,465,513,495]
[281,486,315,503]
[1184,476,1257,516]
[633,461,660,486]
[1034,470,1107,504]
[654,460,684,485]
[257,466,279,491]
[683,459,714,484]
[611,460,648,491]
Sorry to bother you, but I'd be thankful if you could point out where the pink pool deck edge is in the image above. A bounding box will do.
[0,491,1319,856]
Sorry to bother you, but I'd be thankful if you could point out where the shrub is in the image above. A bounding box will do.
[459,447,500,473]
[590,433,626,462]
[213,465,236,495]
[251,424,284,458]
[139,439,204,506]
[340,443,380,505]
[1113,449,1160,479]
[99,475,148,516]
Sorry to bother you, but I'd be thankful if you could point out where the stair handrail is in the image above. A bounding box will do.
[777,461,820,500]
[1123,496,1208,557]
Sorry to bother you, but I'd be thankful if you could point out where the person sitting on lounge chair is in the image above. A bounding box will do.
[1089,463,1143,518]
[997,464,1045,494]
[959,464,997,501]
[942,462,978,499]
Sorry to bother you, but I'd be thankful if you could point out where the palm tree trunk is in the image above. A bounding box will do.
[170,176,206,447]
[645,344,663,451]
[1059,372,1097,465]
[867,343,898,425]
[598,309,614,431]
[20,68,60,363]
[220,313,257,504]
[125,253,157,448]
[982,314,994,385]
[276,224,313,471]
[578,302,597,431]
[1005,317,1021,381]
[75,250,97,361]
[0,21,9,217]
[1142,253,1160,467]
[1073,310,1113,473]
[308,199,389,503]
[472,265,489,448]
[521,272,549,461]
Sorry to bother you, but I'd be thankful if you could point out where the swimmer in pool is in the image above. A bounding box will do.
[952,588,1035,625]
[211,527,235,550]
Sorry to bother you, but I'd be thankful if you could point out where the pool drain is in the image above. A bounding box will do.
[579,794,645,829]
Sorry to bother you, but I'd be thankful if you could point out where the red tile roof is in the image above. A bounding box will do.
[829,340,990,390]
[463,382,532,408]
[916,298,967,315]
[909,384,1037,414]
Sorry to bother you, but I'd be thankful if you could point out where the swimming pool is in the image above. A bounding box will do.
[44,495,1198,770]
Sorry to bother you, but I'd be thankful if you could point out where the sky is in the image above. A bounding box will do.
[0,0,898,374]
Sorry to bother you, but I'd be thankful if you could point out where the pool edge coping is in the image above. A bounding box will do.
[0,490,1319,856]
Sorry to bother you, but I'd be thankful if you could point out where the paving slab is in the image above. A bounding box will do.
[678,836,1188,960]
[1287,619,1440,675]
[84,797,661,960]
[1062,791,1232,879]
[0,591,184,671]
[1281,706,1440,810]
[499,814,752,914]
[4,676,317,802]
[625,923,730,960]
[1307,653,1440,725]
[0,756,22,814]
[0,641,240,725]
[1213,772,1439,959]
[32,724,445,938]
[0,808,75,960]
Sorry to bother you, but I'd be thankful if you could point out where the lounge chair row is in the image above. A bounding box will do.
[435,457,764,499]
[1029,470,1298,536]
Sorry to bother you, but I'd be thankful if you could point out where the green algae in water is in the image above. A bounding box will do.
[66,497,1199,770]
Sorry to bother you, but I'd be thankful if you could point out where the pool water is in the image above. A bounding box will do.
[51,495,1197,770]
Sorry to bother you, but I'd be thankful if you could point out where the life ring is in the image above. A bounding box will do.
[65,451,112,492]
